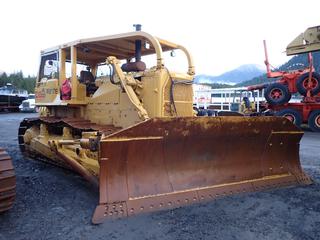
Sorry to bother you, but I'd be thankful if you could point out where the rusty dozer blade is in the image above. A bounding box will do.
[93,116,311,224]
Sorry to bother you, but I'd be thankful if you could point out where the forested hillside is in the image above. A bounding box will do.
[0,71,36,93]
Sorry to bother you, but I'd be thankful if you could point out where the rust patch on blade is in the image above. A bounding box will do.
[93,116,311,224]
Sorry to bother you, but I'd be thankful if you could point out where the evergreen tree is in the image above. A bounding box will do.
[0,71,36,93]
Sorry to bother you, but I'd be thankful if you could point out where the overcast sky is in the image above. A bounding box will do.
[1,0,319,76]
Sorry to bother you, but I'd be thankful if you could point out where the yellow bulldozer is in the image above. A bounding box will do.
[18,25,311,224]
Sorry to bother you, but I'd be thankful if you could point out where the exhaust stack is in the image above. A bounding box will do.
[121,24,146,72]
[133,24,142,61]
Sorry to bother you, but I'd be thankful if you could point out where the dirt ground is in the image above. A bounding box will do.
[0,112,319,240]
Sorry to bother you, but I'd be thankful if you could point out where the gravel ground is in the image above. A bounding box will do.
[0,112,319,240]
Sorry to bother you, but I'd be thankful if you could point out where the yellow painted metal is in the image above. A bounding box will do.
[71,46,78,101]
[106,56,149,121]
[25,125,99,175]
[34,31,194,126]
[35,79,60,104]
[59,49,66,87]
[286,25,320,55]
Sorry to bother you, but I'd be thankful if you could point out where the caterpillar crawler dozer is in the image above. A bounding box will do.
[18,26,312,224]
[0,148,16,212]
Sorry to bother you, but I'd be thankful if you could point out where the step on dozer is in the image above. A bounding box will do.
[19,25,312,224]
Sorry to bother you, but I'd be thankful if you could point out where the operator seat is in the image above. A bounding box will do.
[80,70,95,84]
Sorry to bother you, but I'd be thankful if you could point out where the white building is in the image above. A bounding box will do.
[193,84,212,105]
[193,85,265,111]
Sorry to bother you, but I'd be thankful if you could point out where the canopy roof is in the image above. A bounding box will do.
[41,31,179,64]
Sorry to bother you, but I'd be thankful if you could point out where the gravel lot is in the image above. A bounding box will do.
[0,112,319,240]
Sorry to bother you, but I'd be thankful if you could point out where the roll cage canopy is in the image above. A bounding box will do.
[40,31,195,75]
